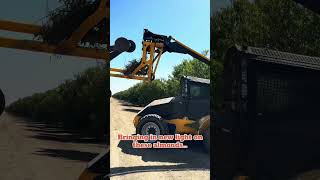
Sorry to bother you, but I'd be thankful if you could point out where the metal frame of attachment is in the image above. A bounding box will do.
[110,40,164,82]
[0,0,108,60]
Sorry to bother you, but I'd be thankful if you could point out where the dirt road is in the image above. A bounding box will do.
[0,112,106,180]
[110,98,210,180]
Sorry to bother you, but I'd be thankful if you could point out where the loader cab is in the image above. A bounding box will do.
[180,76,210,120]
[180,76,210,98]
[134,76,209,136]
[214,45,320,179]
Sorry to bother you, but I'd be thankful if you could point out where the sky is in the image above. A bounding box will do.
[0,1,101,104]
[110,0,210,93]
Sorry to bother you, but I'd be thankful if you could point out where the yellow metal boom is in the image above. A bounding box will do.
[0,0,109,60]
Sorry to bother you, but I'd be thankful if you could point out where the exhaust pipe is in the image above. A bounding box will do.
[0,89,5,116]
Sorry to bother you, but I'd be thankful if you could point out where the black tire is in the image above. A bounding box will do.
[199,115,210,153]
[0,89,5,116]
[136,114,168,142]
[107,90,112,98]
[151,73,155,81]
[128,40,136,52]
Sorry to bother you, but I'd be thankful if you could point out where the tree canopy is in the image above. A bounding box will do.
[212,0,320,63]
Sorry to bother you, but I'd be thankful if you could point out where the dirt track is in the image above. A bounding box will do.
[110,98,210,180]
[0,112,106,180]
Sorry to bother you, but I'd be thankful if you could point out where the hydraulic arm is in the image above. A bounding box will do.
[143,29,210,65]
[110,29,210,82]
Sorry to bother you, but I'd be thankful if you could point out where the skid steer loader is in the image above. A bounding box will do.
[133,76,210,151]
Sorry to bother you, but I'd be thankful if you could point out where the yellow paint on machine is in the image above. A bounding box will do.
[166,118,198,134]
[133,115,141,127]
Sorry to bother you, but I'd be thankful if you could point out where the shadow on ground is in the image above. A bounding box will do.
[29,133,104,144]
[110,140,210,176]
[117,100,143,107]
[122,108,141,113]
[11,116,106,163]
[15,118,106,144]
[33,148,99,162]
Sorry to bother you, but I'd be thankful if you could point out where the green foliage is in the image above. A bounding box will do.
[36,0,107,46]
[113,56,210,106]
[212,0,320,59]
[6,66,108,139]
[172,58,210,80]
[113,79,169,106]
[211,0,320,109]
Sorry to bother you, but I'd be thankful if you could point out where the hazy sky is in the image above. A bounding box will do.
[0,1,102,105]
[110,0,210,93]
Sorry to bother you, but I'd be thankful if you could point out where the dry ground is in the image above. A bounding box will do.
[0,112,106,180]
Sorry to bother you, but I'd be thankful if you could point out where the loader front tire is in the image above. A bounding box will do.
[136,114,168,143]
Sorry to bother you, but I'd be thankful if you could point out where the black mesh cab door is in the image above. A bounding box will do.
[186,82,210,120]
[249,62,320,179]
